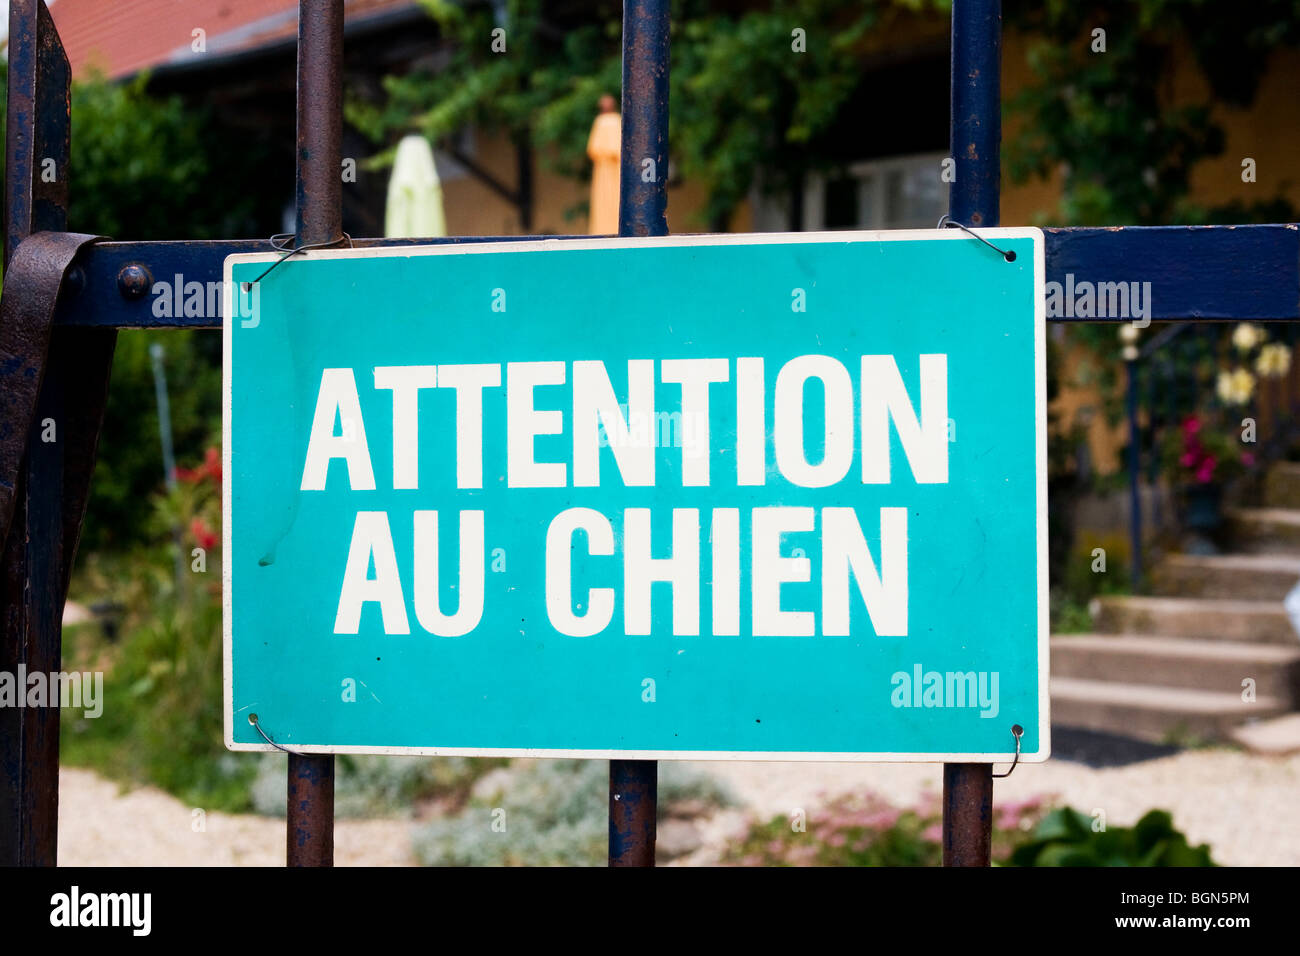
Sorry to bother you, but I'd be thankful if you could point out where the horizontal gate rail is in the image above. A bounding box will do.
[52,224,1300,331]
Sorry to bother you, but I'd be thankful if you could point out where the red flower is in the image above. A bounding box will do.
[190,516,218,551]
[202,447,223,486]
[174,446,222,488]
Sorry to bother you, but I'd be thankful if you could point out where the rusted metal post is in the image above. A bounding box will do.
[607,0,669,867]
[0,0,71,868]
[285,0,343,868]
[609,759,657,867]
[942,0,1001,868]
[942,763,993,866]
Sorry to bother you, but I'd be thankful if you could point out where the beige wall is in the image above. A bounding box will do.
[443,29,1300,235]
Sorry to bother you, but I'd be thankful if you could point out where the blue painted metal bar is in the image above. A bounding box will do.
[608,0,670,869]
[1044,224,1300,322]
[617,0,670,239]
[52,225,1300,331]
[949,0,1001,229]
[943,0,1000,869]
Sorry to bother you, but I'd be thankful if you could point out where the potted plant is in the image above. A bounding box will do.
[1162,415,1245,549]
[1158,323,1291,552]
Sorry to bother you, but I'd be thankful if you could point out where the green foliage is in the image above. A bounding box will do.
[412,758,732,865]
[68,74,271,240]
[1009,807,1217,866]
[726,790,1046,866]
[0,65,279,551]
[0,64,279,240]
[250,753,505,818]
[348,0,950,228]
[60,452,253,810]
[81,331,223,552]
[352,1,1300,231]
[68,66,281,549]
[1005,1,1300,226]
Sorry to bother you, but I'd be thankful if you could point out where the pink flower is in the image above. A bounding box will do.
[1195,458,1216,483]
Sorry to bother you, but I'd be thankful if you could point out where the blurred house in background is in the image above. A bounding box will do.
[44,0,1300,480]
[47,1,1300,245]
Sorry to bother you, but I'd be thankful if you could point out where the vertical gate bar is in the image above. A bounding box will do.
[1126,360,1143,590]
[943,0,1000,867]
[285,0,343,868]
[608,0,669,868]
[618,0,670,240]
[942,762,993,866]
[0,0,72,867]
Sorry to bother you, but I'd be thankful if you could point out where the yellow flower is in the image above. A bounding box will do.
[1255,343,1292,378]
[1217,367,1256,405]
[1232,322,1264,353]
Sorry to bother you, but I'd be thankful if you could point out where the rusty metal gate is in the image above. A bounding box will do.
[2,0,1297,867]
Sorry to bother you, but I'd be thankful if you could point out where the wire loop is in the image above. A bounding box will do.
[992,724,1024,778]
[240,232,353,291]
[936,214,1017,262]
[248,713,303,756]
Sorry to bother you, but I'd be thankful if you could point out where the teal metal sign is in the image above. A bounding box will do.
[223,230,1048,762]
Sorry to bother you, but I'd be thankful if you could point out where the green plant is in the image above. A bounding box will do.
[61,449,252,810]
[1050,593,1095,634]
[1006,1,1300,228]
[412,759,732,866]
[347,0,946,229]
[250,754,505,818]
[1009,807,1217,867]
[0,64,281,552]
[725,790,1046,866]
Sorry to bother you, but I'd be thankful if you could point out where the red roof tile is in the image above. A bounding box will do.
[49,0,417,79]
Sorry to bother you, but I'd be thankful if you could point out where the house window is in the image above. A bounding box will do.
[803,152,948,231]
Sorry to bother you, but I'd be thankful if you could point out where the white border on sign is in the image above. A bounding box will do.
[222,227,1050,763]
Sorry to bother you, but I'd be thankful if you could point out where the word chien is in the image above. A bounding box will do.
[300,355,949,638]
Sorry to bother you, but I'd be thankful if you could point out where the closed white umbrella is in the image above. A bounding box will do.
[385,134,447,238]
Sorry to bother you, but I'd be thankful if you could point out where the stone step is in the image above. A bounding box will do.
[1264,462,1300,510]
[1231,713,1300,755]
[1091,595,1298,644]
[1228,508,1300,554]
[1052,634,1300,702]
[1051,677,1289,743]
[1150,552,1300,600]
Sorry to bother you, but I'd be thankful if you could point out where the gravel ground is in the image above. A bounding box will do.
[58,747,1300,866]
[678,747,1300,866]
[58,769,415,866]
